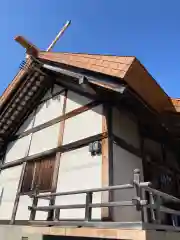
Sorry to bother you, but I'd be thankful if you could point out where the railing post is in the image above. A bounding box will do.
[133,169,144,222]
[155,195,161,224]
[85,192,92,221]
[47,197,55,221]
[29,187,39,221]
[149,191,156,223]
[54,208,60,221]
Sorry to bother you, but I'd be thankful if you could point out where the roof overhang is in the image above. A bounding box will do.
[0,56,129,152]
[38,51,177,113]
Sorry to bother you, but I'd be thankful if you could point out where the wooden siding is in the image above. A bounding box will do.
[21,155,56,194]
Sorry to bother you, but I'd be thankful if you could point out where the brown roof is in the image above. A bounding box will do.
[38,52,176,113]
[0,51,178,113]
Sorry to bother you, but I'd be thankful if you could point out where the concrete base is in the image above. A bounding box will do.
[0,225,180,240]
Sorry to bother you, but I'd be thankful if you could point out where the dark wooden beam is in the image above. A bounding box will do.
[0,132,108,171]
[10,108,37,224]
[48,89,68,220]
[10,100,101,141]
[101,104,113,221]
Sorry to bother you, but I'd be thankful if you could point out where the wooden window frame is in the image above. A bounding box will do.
[20,154,56,195]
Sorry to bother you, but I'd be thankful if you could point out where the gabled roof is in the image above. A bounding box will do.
[0,50,179,115]
[38,52,176,113]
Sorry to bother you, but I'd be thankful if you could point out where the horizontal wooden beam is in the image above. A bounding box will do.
[112,134,141,158]
[11,100,101,141]
[0,132,108,170]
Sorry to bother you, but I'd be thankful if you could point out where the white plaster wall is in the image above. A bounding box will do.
[65,90,91,113]
[112,143,144,222]
[28,123,60,156]
[1,89,102,221]
[112,107,140,149]
[4,135,31,163]
[63,105,102,145]
[16,195,50,220]
[56,146,102,219]
[34,92,64,127]
[17,112,35,133]
[0,165,22,220]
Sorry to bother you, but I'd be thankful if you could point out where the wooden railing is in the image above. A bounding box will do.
[28,169,180,230]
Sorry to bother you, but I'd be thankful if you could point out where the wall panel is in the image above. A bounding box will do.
[4,135,31,163]
[28,123,60,156]
[63,105,102,145]
[112,143,143,222]
[65,91,91,113]
[0,165,22,220]
[112,107,140,149]
[16,195,50,220]
[17,112,35,133]
[56,146,102,219]
[34,93,64,127]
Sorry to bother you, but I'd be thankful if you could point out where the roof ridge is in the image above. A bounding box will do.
[40,51,135,58]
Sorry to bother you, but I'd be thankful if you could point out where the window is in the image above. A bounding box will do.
[21,155,55,194]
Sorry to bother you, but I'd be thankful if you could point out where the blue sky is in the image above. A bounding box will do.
[1,1,180,97]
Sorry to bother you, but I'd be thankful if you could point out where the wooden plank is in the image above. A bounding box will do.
[101,104,113,220]
[52,89,68,191]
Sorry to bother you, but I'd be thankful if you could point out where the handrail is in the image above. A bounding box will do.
[144,186,180,203]
[29,200,136,212]
[36,183,134,199]
[27,168,180,230]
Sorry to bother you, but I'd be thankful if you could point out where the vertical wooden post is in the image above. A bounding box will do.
[101,104,113,221]
[149,191,156,222]
[54,208,60,221]
[133,168,144,222]
[10,109,37,224]
[133,168,141,195]
[155,195,161,224]
[85,192,93,221]
[138,122,148,223]
[29,187,39,221]
[47,89,67,221]
[10,162,27,224]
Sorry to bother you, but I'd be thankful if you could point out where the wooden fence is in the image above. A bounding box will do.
[27,169,180,230]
